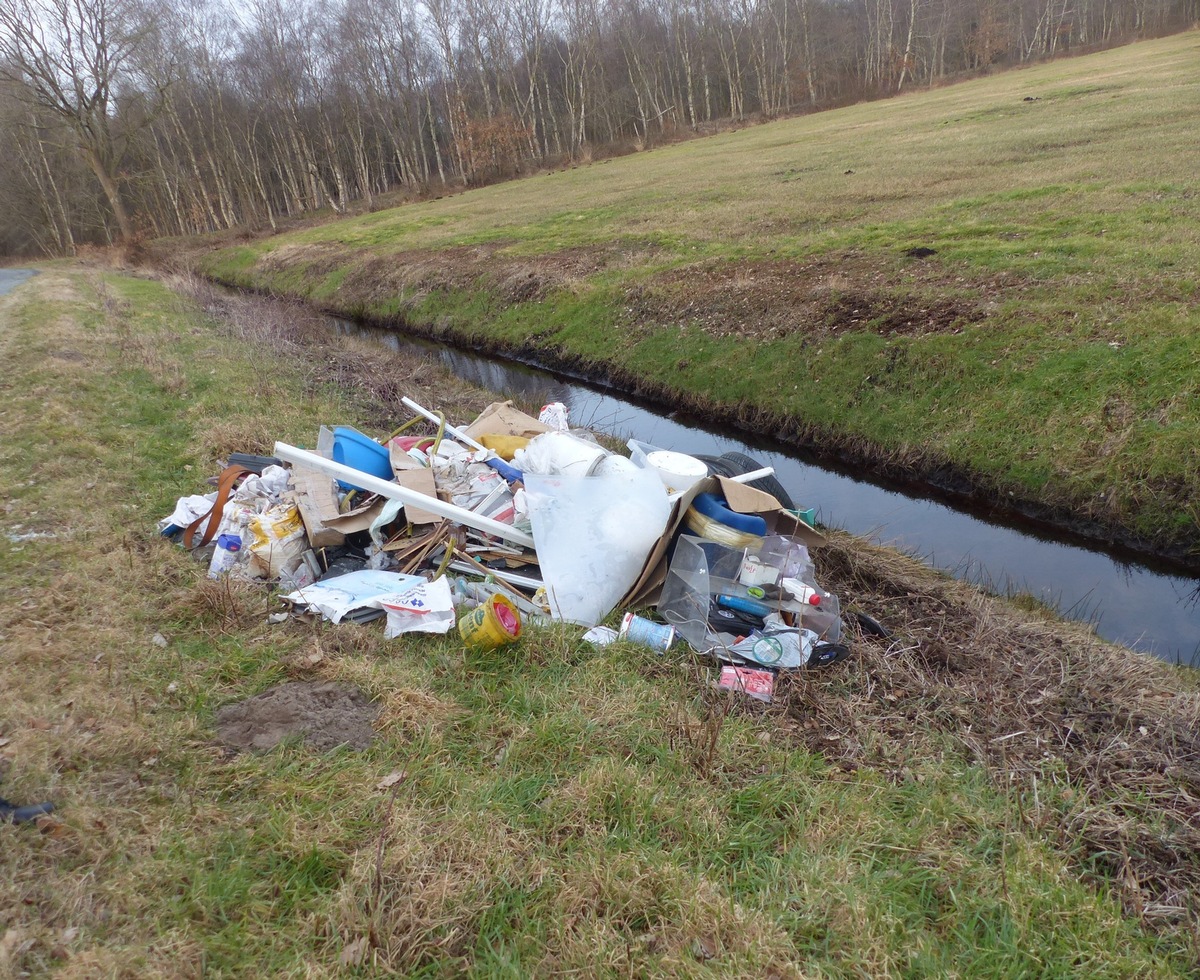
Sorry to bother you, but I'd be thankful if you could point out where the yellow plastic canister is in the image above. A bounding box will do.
[458,593,522,650]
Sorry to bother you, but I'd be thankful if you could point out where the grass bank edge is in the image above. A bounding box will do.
[185,33,1200,562]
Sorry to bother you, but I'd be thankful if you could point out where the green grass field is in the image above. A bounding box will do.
[4,264,1200,975]
[195,32,1200,559]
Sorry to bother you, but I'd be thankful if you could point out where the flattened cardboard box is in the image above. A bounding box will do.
[463,400,552,441]
[288,462,346,548]
[290,458,399,539]
[385,445,441,525]
[623,475,823,610]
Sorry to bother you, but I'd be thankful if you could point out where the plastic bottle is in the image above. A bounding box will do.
[801,591,842,642]
[208,533,242,578]
[716,593,773,617]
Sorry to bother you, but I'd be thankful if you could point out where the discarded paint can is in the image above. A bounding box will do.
[619,612,676,652]
[458,593,522,651]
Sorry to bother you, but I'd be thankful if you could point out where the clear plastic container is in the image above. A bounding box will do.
[626,438,665,469]
[800,589,842,642]
[659,535,843,652]
[760,535,813,581]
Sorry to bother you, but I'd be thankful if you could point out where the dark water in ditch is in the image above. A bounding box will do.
[336,320,1199,663]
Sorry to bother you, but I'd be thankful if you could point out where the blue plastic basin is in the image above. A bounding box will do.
[332,427,393,491]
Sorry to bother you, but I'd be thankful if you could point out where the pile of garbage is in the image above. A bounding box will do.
[160,397,848,703]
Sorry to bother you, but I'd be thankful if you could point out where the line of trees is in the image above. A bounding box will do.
[0,0,1195,254]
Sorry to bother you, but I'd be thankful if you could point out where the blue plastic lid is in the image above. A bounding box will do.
[217,533,242,551]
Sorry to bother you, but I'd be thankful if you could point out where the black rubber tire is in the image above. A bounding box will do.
[852,611,892,639]
[717,452,795,509]
[694,454,738,479]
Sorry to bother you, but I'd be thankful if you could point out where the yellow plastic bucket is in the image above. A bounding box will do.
[458,593,522,650]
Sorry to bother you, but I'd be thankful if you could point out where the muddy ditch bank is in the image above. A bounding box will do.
[383,305,1200,573]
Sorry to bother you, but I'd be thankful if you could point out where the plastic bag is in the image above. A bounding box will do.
[729,620,818,669]
[512,431,609,477]
[158,493,217,535]
[539,402,569,431]
[525,467,670,626]
[232,464,291,505]
[380,577,456,636]
[247,503,307,579]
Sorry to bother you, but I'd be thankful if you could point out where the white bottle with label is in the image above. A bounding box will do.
[208,533,242,578]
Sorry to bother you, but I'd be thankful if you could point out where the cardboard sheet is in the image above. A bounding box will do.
[392,463,441,525]
[319,495,384,533]
[463,401,552,441]
[287,462,345,548]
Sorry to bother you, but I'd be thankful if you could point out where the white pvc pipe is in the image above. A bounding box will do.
[728,466,775,484]
[273,442,536,549]
[448,560,545,591]
[400,396,488,453]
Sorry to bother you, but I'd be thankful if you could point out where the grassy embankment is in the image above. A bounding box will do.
[191,32,1200,562]
[3,265,1200,974]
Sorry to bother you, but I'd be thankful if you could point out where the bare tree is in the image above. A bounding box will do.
[2,0,1197,254]
[0,0,168,240]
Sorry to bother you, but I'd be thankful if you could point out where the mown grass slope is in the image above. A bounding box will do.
[194,32,1200,559]
[3,265,1200,975]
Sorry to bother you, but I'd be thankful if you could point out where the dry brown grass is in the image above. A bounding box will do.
[170,576,274,635]
[548,852,790,975]
[169,273,495,435]
[330,807,544,973]
[785,532,1200,933]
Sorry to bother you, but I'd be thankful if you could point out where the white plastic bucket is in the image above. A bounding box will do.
[646,450,709,493]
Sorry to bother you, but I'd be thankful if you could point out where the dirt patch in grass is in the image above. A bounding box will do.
[776,532,1200,933]
[627,253,1013,341]
[215,681,379,753]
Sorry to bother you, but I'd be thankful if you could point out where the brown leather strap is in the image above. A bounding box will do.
[183,465,251,549]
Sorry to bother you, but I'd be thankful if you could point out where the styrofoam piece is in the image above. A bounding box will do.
[273,442,536,549]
